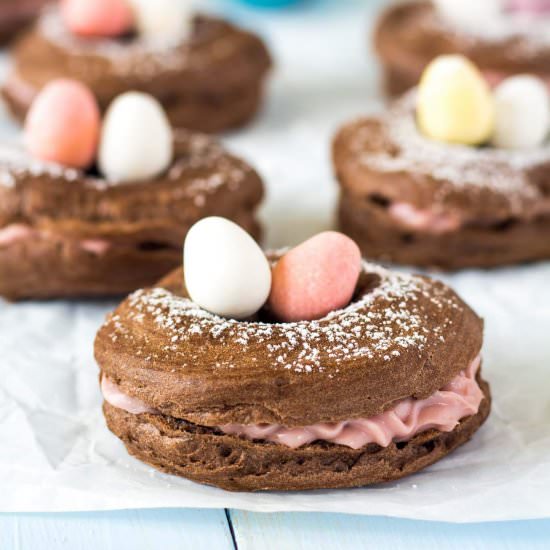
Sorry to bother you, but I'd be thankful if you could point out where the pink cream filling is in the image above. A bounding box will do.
[389,203,462,234]
[101,377,158,415]
[0,223,111,255]
[101,355,483,450]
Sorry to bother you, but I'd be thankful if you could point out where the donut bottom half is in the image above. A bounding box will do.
[339,194,550,270]
[103,377,490,492]
[0,209,259,301]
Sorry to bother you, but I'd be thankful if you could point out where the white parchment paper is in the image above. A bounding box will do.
[1,0,549,520]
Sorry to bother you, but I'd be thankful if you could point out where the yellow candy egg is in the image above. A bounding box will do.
[417,55,494,146]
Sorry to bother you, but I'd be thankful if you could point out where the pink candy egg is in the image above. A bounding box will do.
[24,79,101,169]
[61,0,134,37]
[269,232,362,322]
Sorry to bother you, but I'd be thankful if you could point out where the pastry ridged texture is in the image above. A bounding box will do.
[333,92,550,269]
[0,132,263,299]
[3,10,272,132]
[375,1,550,96]
[96,262,489,491]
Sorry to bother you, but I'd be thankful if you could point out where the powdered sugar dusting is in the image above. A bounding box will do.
[434,8,550,55]
[107,260,463,375]
[169,131,250,202]
[39,9,193,78]
[0,143,79,187]
[0,134,248,202]
[357,92,548,211]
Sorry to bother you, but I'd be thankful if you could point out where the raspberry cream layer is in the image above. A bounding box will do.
[388,203,462,234]
[0,223,111,255]
[101,355,483,450]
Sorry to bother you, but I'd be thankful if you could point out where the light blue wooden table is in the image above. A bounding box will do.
[2,510,550,549]
[2,1,549,547]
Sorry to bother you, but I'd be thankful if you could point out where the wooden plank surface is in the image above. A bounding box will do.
[0,509,235,550]
[2,509,550,549]
[229,511,550,550]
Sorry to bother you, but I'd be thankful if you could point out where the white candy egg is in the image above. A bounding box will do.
[492,75,550,149]
[433,0,502,28]
[98,92,173,183]
[129,0,193,46]
[184,217,272,319]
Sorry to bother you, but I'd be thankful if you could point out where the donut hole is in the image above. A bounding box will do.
[353,271,382,301]
[84,163,102,179]
[137,241,178,252]
[114,30,139,45]
[253,270,383,324]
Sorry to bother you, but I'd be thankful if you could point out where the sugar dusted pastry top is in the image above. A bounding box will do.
[94,260,483,427]
[333,91,550,222]
[377,1,550,72]
[13,8,271,95]
[0,131,263,237]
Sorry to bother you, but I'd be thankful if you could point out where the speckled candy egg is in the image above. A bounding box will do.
[491,75,550,149]
[417,55,495,146]
[98,92,174,183]
[24,79,100,169]
[183,217,272,319]
[129,0,193,45]
[61,0,134,37]
[268,232,362,323]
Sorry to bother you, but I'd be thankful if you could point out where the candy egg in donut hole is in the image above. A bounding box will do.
[2,0,272,133]
[0,84,265,300]
[96,219,491,491]
[24,78,101,169]
[333,54,550,269]
[60,0,134,37]
[183,220,362,323]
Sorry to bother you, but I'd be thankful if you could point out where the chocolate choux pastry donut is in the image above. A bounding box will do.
[3,6,272,132]
[375,1,550,97]
[96,256,490,491]
[333,91,550,270]
[0,131,263,300]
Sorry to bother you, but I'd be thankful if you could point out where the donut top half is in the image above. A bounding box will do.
[333,92,550,226]
[0,131,263,243]
[8,8,272,111]
[376,1,550,76]
[95,260,483,428]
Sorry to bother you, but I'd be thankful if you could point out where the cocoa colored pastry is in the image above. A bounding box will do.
[0,132,263,300]
[375,1,550,97]
[333,92,550,269]
[95,260,490,491]
[2,8,272,132]
[0,0,48,45]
